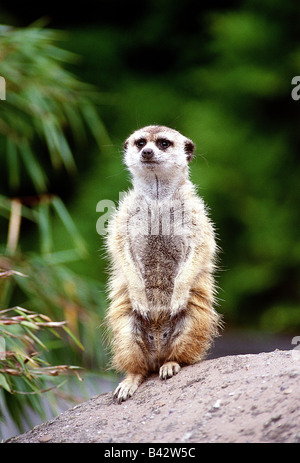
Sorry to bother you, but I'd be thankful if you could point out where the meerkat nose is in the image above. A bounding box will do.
[141,148,154,160]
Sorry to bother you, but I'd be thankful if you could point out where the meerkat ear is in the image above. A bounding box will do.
[184,140,195,162]
[123,140,129,151]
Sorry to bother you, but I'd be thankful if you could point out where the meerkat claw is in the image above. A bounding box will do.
[159,361,181,380]
[113,373,143,403]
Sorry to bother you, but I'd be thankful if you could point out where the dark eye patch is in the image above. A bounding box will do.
[157,138,173,150]
[135,138,147,149]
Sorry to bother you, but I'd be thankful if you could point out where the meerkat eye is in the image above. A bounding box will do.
[157,139,172,150]
[135,138,147,149]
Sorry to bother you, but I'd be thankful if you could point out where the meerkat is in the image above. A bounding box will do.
[105,125,221,403]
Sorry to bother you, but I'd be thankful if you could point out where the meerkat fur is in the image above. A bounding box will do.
[105,125,222,403]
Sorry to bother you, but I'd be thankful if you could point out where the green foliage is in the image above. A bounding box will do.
[0,300,85,431]
[0,24,109,193]
[0,304,82,395]
[0,24,111,432]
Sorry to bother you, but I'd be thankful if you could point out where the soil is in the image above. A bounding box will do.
[6,349,300,443]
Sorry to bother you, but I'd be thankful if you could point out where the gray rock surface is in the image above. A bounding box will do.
[7,350,300,443]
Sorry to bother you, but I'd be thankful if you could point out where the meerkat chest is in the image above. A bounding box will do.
[127,199,192,300]
[131,233,186,302]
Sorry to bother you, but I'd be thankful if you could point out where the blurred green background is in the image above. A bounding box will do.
[0,0,300,435]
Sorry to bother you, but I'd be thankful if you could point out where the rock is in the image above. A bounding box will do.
[38,434,53,443]
[6,350,300,443]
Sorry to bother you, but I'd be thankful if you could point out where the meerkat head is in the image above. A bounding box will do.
[123,125,195,180]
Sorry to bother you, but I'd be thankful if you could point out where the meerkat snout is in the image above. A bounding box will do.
[141,147,154,161]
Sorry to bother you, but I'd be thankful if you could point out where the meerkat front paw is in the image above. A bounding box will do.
[159,361,181,380]
[113,373,144,403]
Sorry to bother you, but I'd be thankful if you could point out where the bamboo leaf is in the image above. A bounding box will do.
[62,102,86,145]
[55,129,77,173]
[42,249,81,265]
[20,321,39,330]
[41,118,65,169]
[62,325,85,351]
[51,196,87,256]
[0,194,38,223]
[18,141,47,192]
[22,326,48,351]
[22,376,43,396]
[0,372,12,392]
[80,103,111,149]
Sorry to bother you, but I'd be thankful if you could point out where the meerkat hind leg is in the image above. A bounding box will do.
[159,361,181,380]
[113,373,144,403]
